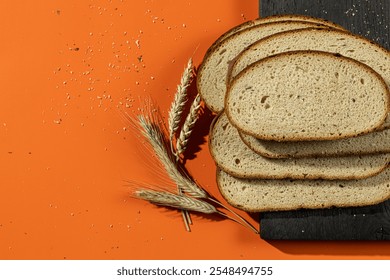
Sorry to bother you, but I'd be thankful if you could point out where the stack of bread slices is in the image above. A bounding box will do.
[197,15,390,212]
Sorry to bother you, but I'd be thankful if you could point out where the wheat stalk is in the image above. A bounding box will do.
[136,101,259,234]
[166,58,195,230]
[138,114,207,199]
[135,189,216,214]
[132,185,259,234]
[168,58,194,154]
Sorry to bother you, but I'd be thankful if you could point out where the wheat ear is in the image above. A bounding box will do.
[135,189,216,214]
[175,94,201,160]
[168,58,194,154]
[138,115,207,199]
[132,186,259,234]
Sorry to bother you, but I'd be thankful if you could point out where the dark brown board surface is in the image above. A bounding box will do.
[259,0,390,240]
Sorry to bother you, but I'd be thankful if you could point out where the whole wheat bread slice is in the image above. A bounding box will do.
[217,167,390,212]
[240,127,390,158]
[210,113,390,180]
[229,27,390,129]
[225,51,389,141]
[197,20,336,113]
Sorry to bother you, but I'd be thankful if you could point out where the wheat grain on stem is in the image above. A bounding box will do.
[168,58,194,155]
[135,189,216,214]
[175,94,201,161]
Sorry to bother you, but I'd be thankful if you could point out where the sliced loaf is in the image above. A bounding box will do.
[197,21,335,113]
[217,167,390,212]
[210,113,390,180]
[240,127,390,158]
[225,51,389,141]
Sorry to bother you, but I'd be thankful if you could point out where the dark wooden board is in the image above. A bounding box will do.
[260,0,389,48]
[259,0,390,240]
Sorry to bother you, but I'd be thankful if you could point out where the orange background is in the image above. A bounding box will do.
[1,0,389,260]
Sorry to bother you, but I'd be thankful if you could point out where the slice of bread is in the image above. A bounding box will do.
[225,51,389,141]
[240,127,390,158]
[197,21,335,113]
[217,167,390,212]
[228,27,390,129]
[210,113,390,180]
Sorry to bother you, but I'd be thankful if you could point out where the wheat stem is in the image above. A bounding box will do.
[178,182,191,231]
[216,211,259,235]
[208,197,259,234]
[184,210,192,225]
